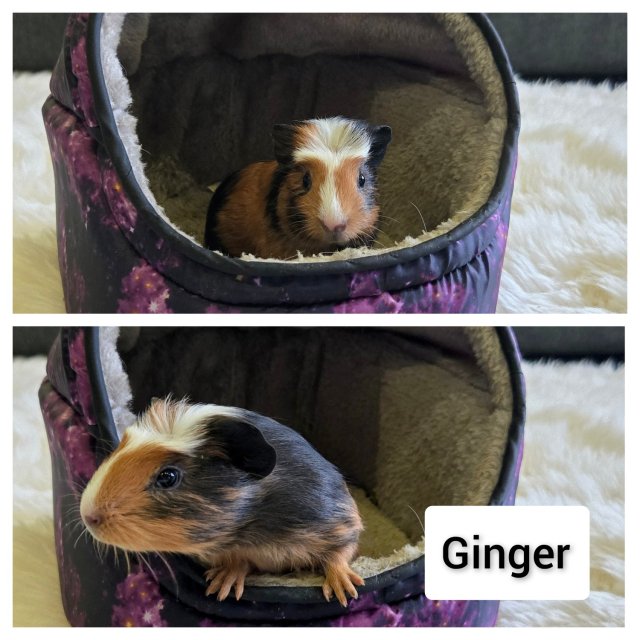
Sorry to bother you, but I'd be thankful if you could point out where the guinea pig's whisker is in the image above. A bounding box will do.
[90,536,101,558]
[138,553,149,573]
[352,230,382,249]
[73,526,90,550]
[65,517,86,539]
[62,514,80,530]
[61,497,80,511]
[408,201,427,232]
[137,552,159,582]
[285,223,308,236]
[89,431,119,450]
[405,504,426,537]
[67,479,85,492]
[61,481,86,498]
[366,226,386,245]
[283,221,304,231]
[285,218,309,229]
[93,538,110,562]
[62,503,82,522]
[285,220,313,240]
[156,553,179,593]
[122,550,132,574]
[116,546,135,570]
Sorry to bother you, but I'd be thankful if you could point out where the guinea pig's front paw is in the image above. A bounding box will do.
[205,561,250,601]
[322,560,364,607]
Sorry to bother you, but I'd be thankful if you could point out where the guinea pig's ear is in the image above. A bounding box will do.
[368,125,392,169]
[214,419,277,479]
[272,123,298,165]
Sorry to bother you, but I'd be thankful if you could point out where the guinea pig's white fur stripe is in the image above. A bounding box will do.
[319,177,347,228]
[80,452,114,515]
[131,398,246,454]
[293,117,371,229]
[293,117,371,167]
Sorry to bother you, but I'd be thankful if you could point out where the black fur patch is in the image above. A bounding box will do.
[285,192,308,240]
[359,163,378,213]
[204,169,242,252]
[265,166,289,232]
[366,125,392,170]
[214,419,277,479]
[145,450,253,528]
[272,123,300,165]
[228,412,359,546]
[146,409,360,554]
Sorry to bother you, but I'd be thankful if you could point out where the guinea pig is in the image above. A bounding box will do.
[79,398,364,606]
[204,117,392,259]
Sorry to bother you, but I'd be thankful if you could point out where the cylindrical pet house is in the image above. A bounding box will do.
[43,13,519,313]
[40,327,525,626]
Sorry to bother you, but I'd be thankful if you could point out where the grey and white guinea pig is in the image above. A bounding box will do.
[80,398,364,606]
[204,116,392,259]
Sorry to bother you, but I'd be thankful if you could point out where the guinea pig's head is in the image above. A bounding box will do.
[79,399,276,554]
[273,117,392,250]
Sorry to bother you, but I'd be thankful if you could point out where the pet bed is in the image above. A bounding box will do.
[42,13,519,313]
[39,327,525,626]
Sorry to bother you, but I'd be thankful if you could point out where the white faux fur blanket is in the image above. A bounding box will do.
[13,72,626,313]
[13,356,624,626]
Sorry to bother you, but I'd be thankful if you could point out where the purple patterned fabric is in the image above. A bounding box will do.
[112,566,168,627]
[39,327,524,627]
[42,13,517,314]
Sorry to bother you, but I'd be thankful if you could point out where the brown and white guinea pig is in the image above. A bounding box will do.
[204,117,392,259]
[80,398,364,606]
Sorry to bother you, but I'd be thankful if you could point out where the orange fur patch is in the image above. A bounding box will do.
[335,158,364,216]
[294,122,316,151]
[214,161,292,258]
[91,442,194,551]
[280,158,327,240]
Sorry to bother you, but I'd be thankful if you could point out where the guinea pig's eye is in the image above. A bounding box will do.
[358,172,366,188]
[154,467,183,490]
[302,171,312,192]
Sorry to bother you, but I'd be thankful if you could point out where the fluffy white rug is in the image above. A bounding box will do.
[13,356,624,626]
[12,72,626,313]
[497,81,627,313]
[497,360,624,626]
[13,73,64,314]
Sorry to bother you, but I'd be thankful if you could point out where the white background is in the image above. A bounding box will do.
[425,506,591,600]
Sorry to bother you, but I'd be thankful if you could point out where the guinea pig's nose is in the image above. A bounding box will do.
[83,509,104,529]
[320,221,347,234]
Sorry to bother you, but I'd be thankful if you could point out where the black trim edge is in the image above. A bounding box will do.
[85,327,120,457]
[490,327,526,505]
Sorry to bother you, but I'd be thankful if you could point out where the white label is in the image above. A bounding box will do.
[424,506,590,600]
